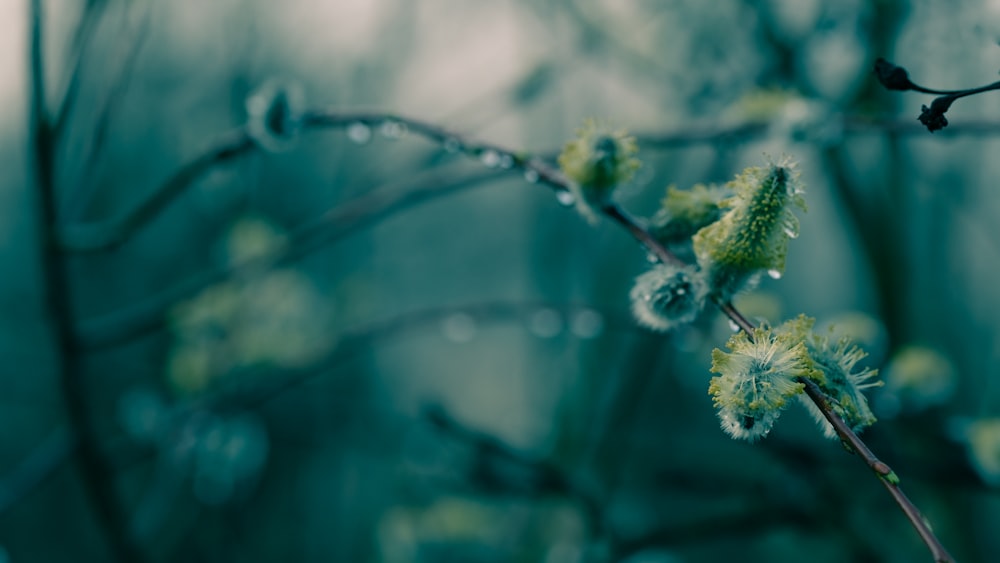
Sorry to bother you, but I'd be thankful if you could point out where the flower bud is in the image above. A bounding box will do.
[693,160,806,300]
[629,264,707,332]
[708,320,815,441]
[557,120,639,223]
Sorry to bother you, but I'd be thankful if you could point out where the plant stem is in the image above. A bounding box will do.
[29,1,144,561]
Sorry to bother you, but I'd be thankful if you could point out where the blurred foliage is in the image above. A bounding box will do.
[4,0,1000,562]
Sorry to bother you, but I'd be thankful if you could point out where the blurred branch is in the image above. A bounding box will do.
[59,129,256,252]
[0,428,76,514]
[210,300,634,414]
[52,0,108,136]
[63,6,151,219]
[56,107,1000,254]
[2,300,632,519]
[28,1,145,561]
[74,165,510,349]
[614,508,813,561]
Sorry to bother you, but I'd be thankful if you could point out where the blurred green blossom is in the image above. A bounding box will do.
[167,217,334,394]
[557,119,639,223]
[959,418,1000,486]
[881,346,957,413]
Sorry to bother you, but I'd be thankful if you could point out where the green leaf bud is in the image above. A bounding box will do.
[557,119,640,223]
[629,264,708,332]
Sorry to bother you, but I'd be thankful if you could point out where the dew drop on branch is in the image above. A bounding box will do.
[480,149,501,168]
[523,169,540,184]
[571,309,604,339]
[555,191,575,207]
[380,120,407,139]
[767,269,782,280]
[529,308,563,338]
[728,319,741,332]
[346,122,372,144]
[443,137,462,153]
[442,313,477,343]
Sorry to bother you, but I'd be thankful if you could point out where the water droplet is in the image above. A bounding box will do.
[529,308,563,338]
[783,226,799,239]
[728,319,740,332]
[571,309,604,339]
[380,120,407,139]
[675,287,686,295]
[767,269,783,280]
[443,137,462,153]
[498,154,514,169]
[346,122,372,144]
[442,313,477,343]
[646,252,659,264]
[480,149,501,168]
[523,169,540,183]
[555,190,575,207]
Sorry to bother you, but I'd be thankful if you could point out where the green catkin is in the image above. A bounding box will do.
[692,161,806,300]
[629,264,708,332]
[708,319,819,441]
[557,119,640,223]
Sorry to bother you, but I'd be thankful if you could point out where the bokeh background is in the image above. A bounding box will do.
[2,0,1000,561]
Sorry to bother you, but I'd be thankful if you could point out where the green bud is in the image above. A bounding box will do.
[692,160,806,300]
[651,183,730,262]
[708,318,816,441]
[780,315,881,439]
[557,119,640,223]
[629,264,708,332]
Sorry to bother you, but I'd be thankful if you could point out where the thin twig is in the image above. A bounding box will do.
[56,110,1000,254]
[52,0,108,136]
[63,6,151,219]
[74,166,511,349]
[28,1,145,562]
[2,300,632,517]
[603,200,953,563]
[59,130,256,252]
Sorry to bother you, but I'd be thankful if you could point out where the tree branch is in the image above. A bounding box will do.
[28,1,145,561]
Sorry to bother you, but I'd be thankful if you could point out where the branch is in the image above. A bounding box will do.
[28,1,145,561]
[52,0,108,136]
[875,58,1000,132]
[62,6,151,219]
[74,165,511,349]
[56,109,1000,254]
[603,201,954,563]
[59,129,256,252]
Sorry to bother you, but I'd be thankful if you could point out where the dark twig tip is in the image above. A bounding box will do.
[919,97,954,132]
[874,58,916,91]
